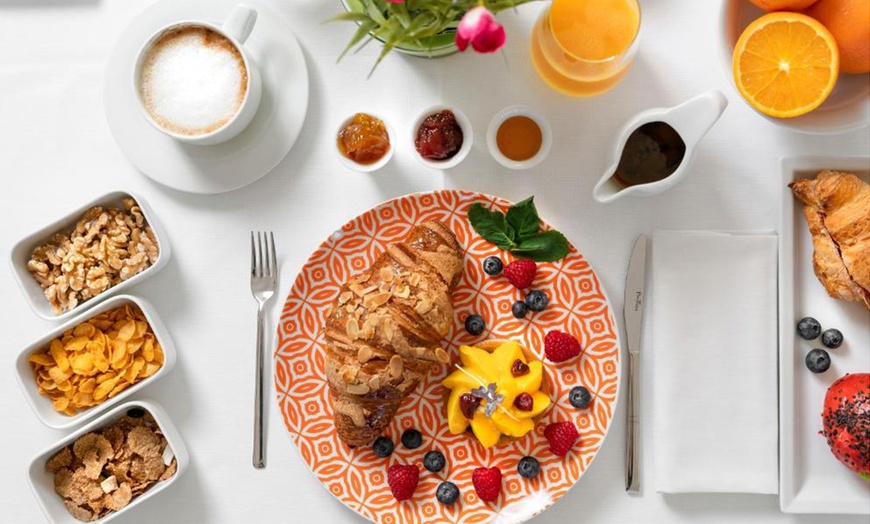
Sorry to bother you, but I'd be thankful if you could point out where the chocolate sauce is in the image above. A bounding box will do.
[613,121,686,188]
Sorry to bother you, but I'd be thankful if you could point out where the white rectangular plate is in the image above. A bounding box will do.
[779,156,870,514]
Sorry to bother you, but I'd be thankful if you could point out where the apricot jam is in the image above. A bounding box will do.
[337,113,390,165]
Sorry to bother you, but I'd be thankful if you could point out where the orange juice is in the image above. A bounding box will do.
[531,0,641,97]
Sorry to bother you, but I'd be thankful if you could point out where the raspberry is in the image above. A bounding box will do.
[513,392,534,411]
[544,421,579,456]
[544,330,581,363]
[503,260,537,289]
[472,467,502,502]
[387,464,420,501]
[460,393,481,419]
[511,359,530,377]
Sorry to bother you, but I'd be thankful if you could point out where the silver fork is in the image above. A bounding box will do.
[251,231,277,469]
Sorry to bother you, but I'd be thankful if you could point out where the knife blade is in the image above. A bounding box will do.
[624,234,647,493]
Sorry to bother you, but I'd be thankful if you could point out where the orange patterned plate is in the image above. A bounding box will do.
[275,190,620,523]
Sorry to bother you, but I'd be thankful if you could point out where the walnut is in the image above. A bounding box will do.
[26,200,159,314]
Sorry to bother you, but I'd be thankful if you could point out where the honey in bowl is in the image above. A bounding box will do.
[442,339,551,448]
[337,113,390,165]
[496,115,543,162]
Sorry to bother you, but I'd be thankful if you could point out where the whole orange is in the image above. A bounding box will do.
[747,0,819,10]
[805,0,870,73]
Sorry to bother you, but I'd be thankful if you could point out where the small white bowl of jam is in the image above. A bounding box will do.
[412,106,473,170]
[487,106,552,170]
[336,112,394,173]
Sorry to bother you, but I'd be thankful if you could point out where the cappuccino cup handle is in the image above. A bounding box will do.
[223,4,258,45]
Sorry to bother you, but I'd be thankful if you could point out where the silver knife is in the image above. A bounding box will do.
[624,234,647,493]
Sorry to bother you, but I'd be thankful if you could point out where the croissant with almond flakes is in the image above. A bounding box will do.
[790,170,870,311]
[322,221,463,447]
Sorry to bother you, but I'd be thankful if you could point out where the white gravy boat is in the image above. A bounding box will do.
[593,89,728,203]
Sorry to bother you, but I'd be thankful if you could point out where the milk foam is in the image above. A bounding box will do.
[139,27,248,136]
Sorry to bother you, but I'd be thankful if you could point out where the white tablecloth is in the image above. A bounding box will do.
[1,1,868,523]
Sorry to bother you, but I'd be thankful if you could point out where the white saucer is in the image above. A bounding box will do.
[104,0,309,194]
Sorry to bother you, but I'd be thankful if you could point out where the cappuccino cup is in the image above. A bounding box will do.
[134,5,261,145]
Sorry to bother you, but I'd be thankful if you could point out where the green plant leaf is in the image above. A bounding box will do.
[339,19,378,61]
[512,231,571,262]
[468,203,515,251]
[505,196,540,239]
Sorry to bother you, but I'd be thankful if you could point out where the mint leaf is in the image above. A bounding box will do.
[512,231,570,262]
[506,197,540,238]
[468,203,515,251]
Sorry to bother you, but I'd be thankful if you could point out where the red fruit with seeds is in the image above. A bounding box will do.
[503,260,537,289]
[544,421,579,456]
[544,330,581,363]
[511,359,530,377]
[472,467,502,502]
[387,464,420,501]
[460,392,482,420]
[514,392,534,411]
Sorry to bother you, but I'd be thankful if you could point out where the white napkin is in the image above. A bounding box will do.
[651,231,778,494]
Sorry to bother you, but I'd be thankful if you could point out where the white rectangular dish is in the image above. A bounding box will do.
[9,190,170,321]
[779,156,870,514]
[28,400,188,524]
[14,294,177,429]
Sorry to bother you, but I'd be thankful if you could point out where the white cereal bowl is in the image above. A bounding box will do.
[486,106,553,170]
[719,0,870,135]
[9,190,170,321]
[28,400,188,524]
[411,106,473,169]
[335,113,395,173]
[14,294,177,430]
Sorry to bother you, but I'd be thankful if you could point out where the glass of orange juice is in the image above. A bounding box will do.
[531,0,641,97]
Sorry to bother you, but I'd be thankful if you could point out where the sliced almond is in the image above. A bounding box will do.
[383,321,395,342]
[339,364,359,382]
[394,284,411,299]
[415,299,433,315]
[379,267,394,282]
[409,273,421,286]
[338,291,353,305]
[346,318,360,339]
[346,383,370,395]
[357,346,373,363]
[368,375,381,391]
[389,355,404,379]
[364,292,392,309]
[435,347,450,364]
[361,285,379,296]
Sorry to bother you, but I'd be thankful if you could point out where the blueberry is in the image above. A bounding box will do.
[821,329,843,349]
[525,290,549,312]
[424,450,446,473]
[401,428,423,449]
[465,314,486,336]
[569,386,592,409]
[483,256,504,276]
[511,300,528,319]
[126,408,145,418]
[517,456,540,479]
[372,436,394,458]
[436,481,460,505]
[805,349,831,374]
[797,317,822,340]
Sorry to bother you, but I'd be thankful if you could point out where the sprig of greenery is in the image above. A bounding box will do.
[468,197,570,262]
[334,0,536,74]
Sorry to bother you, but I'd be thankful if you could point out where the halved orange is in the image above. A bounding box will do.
[733,12,840,118]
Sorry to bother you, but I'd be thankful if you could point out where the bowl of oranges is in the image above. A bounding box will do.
[720,0,869,134]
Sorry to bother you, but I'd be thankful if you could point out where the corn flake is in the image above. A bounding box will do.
[29,305,164,416]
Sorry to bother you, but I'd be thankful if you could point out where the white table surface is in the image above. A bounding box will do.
[1,0,868,522]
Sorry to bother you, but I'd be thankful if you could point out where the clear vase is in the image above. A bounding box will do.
[339,0,459,58]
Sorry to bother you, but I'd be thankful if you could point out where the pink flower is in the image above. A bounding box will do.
[456,6,506,54]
